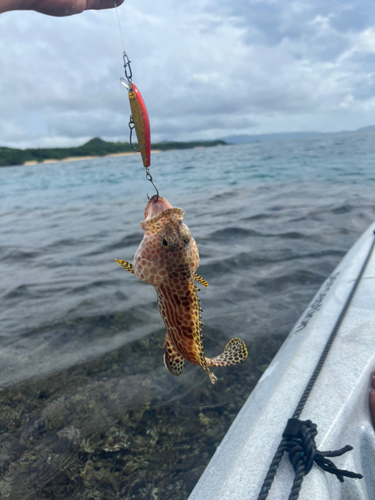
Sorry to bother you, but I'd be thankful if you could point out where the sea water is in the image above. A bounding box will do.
[1,131,375,499]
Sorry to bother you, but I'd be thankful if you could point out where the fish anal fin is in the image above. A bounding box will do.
[164,336,185,377]
[208,371,217,385]
[115,259,135,274]
[206,338,248,367]
[194,274,209,287]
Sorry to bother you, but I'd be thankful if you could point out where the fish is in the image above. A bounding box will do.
[115,195,248,384]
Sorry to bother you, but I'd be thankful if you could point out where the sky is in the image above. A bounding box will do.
[1,0,375,148]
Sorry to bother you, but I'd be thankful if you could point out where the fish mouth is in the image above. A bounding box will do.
[144,195,173,220]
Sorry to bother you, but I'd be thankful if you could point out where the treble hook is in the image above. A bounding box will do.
[146,168,159,201]
[128,116,140,152]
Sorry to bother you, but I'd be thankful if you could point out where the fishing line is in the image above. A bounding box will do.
[151,376,208,409]
[112,0,159,200]
[113,0,126,54]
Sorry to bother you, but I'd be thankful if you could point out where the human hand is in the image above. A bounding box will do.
[0,0,124,17]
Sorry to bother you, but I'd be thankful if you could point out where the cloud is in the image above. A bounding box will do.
[1,0,375,148]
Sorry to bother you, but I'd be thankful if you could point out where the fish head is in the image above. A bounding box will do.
[141,195,191,251]
[133,195,199,285]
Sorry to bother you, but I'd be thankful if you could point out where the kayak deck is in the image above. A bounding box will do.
[189,222,375,500]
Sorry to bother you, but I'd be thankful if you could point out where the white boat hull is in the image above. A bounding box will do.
[189,222,375,500]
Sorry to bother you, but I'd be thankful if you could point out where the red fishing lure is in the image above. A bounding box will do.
[119,50,158,196]
[121,77,151,169]
[128,83,151,168]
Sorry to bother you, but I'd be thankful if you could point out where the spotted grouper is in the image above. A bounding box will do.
[115,195,248,384]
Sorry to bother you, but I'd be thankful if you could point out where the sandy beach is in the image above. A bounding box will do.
[23,150,162,166]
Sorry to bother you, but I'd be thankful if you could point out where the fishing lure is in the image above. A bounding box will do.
[120,53,158,195]
[113,0,157,194]
[120,75,151,169]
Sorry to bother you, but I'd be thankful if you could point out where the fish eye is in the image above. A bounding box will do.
[162,237,169,249]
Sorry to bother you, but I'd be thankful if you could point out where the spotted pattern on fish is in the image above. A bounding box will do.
[207,338,248,367]
[164,333,185,376]
[116,259,209,288]
[116,196,248,384]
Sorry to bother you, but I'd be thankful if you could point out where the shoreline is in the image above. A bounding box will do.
[23,150,162,166]
[1,140,226,168]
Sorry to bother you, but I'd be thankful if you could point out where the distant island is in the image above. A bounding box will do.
[3,124,375,167]
[222,124,375,144]
[0,138,226,167]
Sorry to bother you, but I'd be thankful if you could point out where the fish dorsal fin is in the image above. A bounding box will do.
[194,274,209,287]
[115,259,135,274]
[140,207,184,233]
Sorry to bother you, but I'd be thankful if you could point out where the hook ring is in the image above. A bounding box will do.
[146,168,159,201]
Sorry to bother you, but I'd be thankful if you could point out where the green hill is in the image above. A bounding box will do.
[0,138,226,167]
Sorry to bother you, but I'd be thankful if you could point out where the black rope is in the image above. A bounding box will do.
[257,231,375,500]
[284,419,362,500]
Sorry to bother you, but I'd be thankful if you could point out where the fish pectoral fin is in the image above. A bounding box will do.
[115,259,135,274]
[194,274,209,287]
[206,338,248,367]
[164,337,185,377]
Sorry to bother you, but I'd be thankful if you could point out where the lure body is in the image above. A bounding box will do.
[115,196,248,384]
[128,83,151,168]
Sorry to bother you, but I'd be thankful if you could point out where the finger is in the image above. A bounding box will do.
[87,0,124,10]
[31,0,87,16]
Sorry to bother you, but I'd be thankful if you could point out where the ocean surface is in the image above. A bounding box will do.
[1,131,375,499]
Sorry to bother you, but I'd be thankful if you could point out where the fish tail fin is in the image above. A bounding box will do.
[115,259,135,274]
[206,338,248,367]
